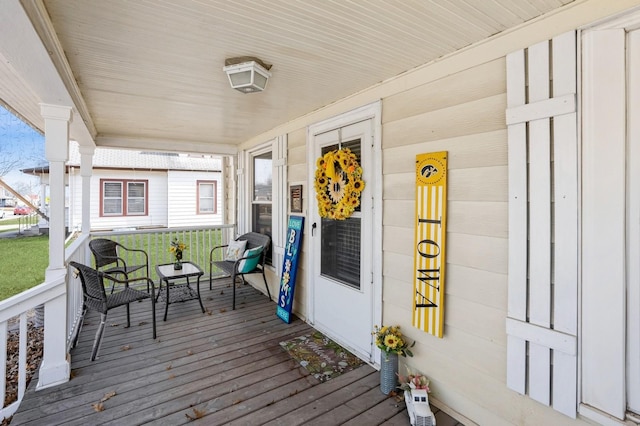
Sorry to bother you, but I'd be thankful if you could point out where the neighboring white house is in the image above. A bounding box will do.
[24,141,224,231]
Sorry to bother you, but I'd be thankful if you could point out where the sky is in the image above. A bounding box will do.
[0,105,45,191]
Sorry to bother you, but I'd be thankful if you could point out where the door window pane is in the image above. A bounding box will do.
[321,217,361,288]
[320,138,362,288]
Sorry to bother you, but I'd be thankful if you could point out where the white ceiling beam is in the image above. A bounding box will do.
[96,136,238,156]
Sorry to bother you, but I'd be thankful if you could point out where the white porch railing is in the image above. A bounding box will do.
[0,224,235,422]
[66,233,91,348]
[0,274,66,421]
[90,225,235,281]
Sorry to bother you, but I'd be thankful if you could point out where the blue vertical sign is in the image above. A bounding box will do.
[276,216,304,323]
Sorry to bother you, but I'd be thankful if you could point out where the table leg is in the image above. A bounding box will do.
[196,276,205,313]
[163,278,170,321]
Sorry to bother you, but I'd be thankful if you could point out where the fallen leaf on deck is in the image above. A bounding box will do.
[92,402,105,412]
[185,407,206,421]
[100,391,116,402]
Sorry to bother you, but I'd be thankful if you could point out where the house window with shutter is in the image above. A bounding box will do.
[239,135,287,272]
[100,179,148,217]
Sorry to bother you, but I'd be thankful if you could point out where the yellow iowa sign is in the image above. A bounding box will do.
[412,151,447,338]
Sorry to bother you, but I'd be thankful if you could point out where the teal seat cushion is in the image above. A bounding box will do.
[238,246,263,273]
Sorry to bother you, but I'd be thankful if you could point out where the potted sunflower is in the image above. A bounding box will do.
[169,238,187,270]
[373,325,415,395]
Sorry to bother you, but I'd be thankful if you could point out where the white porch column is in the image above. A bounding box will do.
[42,104,71,276]
[79,145,94,235]
[38,103,72,389]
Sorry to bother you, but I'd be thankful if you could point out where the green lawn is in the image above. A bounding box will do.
[0,235,48,300]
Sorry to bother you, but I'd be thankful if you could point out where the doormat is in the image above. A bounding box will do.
[280,331,364,382]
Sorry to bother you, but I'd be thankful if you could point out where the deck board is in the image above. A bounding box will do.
[10,277,460,425]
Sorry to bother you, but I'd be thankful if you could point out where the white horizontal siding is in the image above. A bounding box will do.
[378,53,513,422]
[167,170,223,228]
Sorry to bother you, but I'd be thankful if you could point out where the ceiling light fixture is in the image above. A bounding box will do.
[223,56,272,94]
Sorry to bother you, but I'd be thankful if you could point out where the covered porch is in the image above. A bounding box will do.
[5,1,640,425]
[10,275,459,425]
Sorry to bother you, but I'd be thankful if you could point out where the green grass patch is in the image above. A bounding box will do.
[0,235,49,300]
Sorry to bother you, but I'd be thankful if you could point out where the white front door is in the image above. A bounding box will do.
[308,110,379,363]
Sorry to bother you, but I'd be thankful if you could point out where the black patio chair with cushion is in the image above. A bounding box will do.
[209,232,271,310]
[89,238,149,293]
[69,261,156,361]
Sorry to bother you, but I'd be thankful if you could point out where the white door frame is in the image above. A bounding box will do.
[580,11,640,422]
[306,101,383,365]
[627,26,640,418]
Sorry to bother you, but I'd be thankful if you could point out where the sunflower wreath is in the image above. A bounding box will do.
[314,148,365,220]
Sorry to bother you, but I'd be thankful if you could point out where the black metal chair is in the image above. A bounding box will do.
[89,238,149,293]
[209,232,271,310]
[69,261,156,361]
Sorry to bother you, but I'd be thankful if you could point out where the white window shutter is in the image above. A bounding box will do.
[237,151,248,235]
[271,135,288,271]
[506,31,578,419]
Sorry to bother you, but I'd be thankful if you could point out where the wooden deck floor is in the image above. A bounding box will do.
[11,277,462,425]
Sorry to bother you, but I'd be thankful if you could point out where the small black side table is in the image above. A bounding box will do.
[156,261,206,321]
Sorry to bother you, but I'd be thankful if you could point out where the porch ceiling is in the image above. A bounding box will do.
[0,0,574,154]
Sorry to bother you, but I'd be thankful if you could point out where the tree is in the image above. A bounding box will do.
[0,105,45,179]
[0,157,20,178]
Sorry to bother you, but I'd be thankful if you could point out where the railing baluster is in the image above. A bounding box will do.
[0,321,6,412]
[88,225,233,283]
[17,313,26,401]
